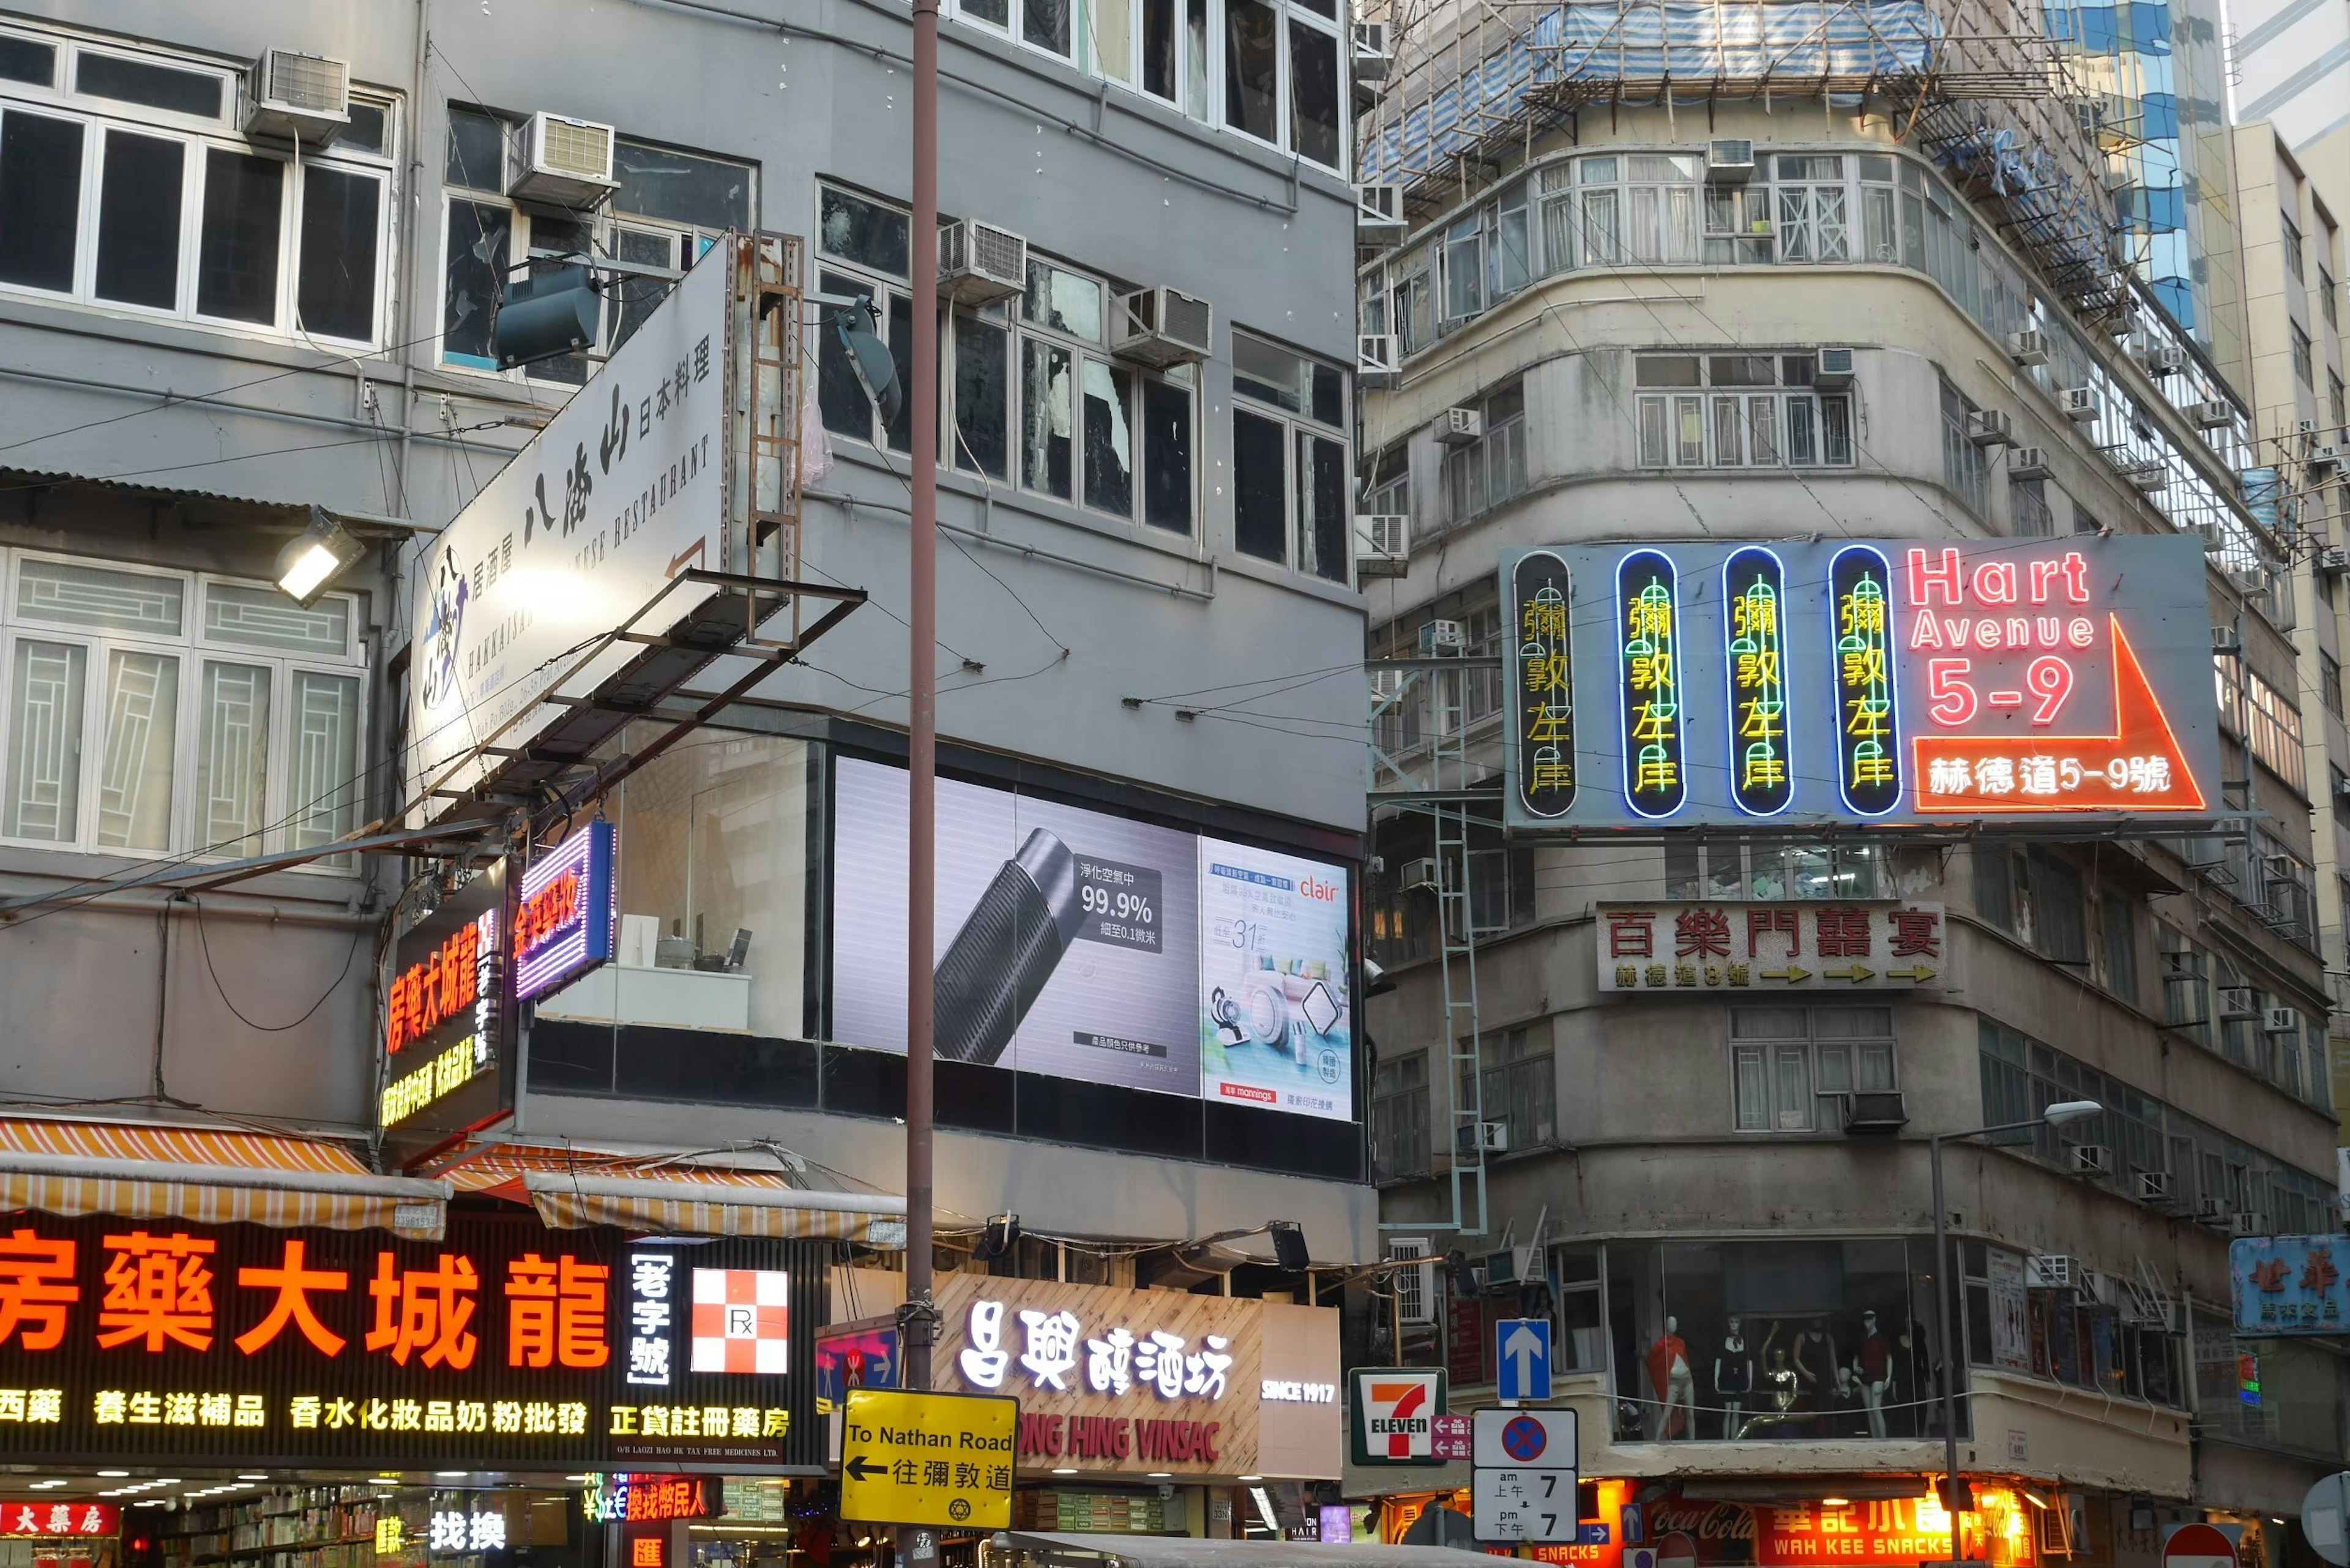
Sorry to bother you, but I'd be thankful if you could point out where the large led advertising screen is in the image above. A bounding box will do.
[1501,536,2223,829]
[830,758,1354,1121]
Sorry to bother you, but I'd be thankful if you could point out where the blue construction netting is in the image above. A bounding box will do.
[1360,0,1943,185]
[1922,118,2113,286]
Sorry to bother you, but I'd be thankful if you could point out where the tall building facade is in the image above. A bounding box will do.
[0,0,1373,1530]
[1349,0,2346,1550]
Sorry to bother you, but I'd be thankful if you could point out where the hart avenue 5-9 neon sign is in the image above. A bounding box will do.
[1501,537,2221,828]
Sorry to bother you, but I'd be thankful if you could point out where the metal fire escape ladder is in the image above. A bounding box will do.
[1370,647,1494,1238]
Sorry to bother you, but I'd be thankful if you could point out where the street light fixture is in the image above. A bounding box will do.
[274,507,367,607]
[1929,1099,2100,1561]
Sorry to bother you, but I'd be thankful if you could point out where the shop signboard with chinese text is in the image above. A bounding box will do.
[406,239,733,821]
[1502,539,2220,829]
[834,1269,1340,1479]
[838,1388,1016,1528]
[1595,903,1945,991]
[379,864,512,1167]
[1639,1491,2037,1568]
[515,821,618,1003]
[0,1214,821,1468]
[0,1504,117,1537]
[2230,1235,2350,1335]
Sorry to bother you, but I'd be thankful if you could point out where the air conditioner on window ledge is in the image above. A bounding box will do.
[510,111,620,210]
[938,219,1026,305]
[1840,1091,1908,1135]
[1111,286,1213,367]
[243,50,351,144]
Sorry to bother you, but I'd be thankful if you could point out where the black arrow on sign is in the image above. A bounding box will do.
[845,1456,888,1482]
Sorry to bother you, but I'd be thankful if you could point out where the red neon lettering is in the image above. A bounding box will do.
[1972,561,2018,604]
[2068,617,2096,648]
[2059,551,2090,603]
[2027,657,2073,725]
[1927,659,1977,726]
[1906,548,1964,607]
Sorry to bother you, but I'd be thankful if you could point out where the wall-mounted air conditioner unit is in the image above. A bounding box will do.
[1352,21,1393,80]
[2146,344,2186,375]
[2210,625,2240,654]
[2321,546,2350,577]
[1400,857,1439,892]
[2025,1255,2080,1290]
[1111,286,1213,367]
[1706,139,1755,182]
[1387,1238,1433,1324]
[1358,333,1400,386]
[2007,329,2050,367]
[2121,461,2167,492]
[1840,1091,1908,1134]
[1356,182,1405,233]
[1481,1242,1536,1290]
[243,50,351,143]
[2229,1211,2270,1238]
[938,219,1026,305]
[1968,409,2015,447]
[2188,399,2233,429]
[2218,985,2258,1018]
[2010,447,2053,479]
[510,112,619,209]
[1813,347,1856,390]
[2061,386,2100,421]
[2068,1145,2112,1176]
[1436,406,1483,446]
[1357,515,1409,577]
[2195,1195,2231,1225]
[2135,1170,2175,1204]
[2312,444,2343,475]
[2264,1005,2302,1034]
[1419,618,1466,653]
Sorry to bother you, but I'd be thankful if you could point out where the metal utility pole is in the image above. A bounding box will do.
[903,0,941,1395]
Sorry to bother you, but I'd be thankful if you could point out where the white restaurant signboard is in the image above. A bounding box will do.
[406,239,734,821]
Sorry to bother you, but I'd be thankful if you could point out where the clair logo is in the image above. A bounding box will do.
[1299,876,1342,903]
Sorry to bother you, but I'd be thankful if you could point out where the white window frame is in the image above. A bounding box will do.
[1634,353,1853,471]
[0,547,368,868]
[0,35,396,348]
[1230,327,1351,584]
[438,113,752,386]
[1215,0,1345,171]
[1731,1005,1897,1133]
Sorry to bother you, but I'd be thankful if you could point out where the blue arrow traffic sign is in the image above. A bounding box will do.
[1496,1317,1552,1402]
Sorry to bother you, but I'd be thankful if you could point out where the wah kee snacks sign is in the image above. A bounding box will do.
[1643,1493,2035,1568]
[0,1214,822,1468]
[835,1270,1340,1479]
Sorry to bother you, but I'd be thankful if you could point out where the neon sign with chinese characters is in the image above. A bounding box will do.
[0,1214,820,1467]
[1500,537,2220,828]
[1722,548,1791,817]
[0,1504,117,1537]
[379,862,510,1163]
[515,821,617,1002]
[1616,550,1685,818]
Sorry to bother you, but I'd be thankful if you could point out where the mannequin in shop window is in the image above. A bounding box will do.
[1714,1315,1755,1440]
[1646,1315,1696,1439]
[1850,1309,1896,1438]
[1792,1320,1837,1433]
[1750,1321,1799,1438]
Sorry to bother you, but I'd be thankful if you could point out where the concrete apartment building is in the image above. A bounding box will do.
[0,0,1377,1427]
[1346,0,2348,1550]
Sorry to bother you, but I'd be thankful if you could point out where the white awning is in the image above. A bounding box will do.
[518,1169,906,1241]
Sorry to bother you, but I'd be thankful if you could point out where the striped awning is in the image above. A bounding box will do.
[0,1119,451,1238]
[440,1144,905,1242]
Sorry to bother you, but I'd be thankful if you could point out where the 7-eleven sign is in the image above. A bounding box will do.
[1350,1367,1448,1466]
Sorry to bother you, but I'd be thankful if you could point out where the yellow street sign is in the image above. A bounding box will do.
[840,1387,1018,1528]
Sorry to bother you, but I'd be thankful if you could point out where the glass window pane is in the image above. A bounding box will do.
[1822,396,1854,464]
[1580,189,1619,264]
[341,100,389,155]
[1184,0,1209,119]
[1712,395,1743,465]
[441,199,510,367]
[1298,431,1347,583]
[1311,362,1343,428]
[95,130,184,310]
[76,53,222,118]
[296,165,380,341]
[1818,1043,1852,1094]
[95,649,177,853]
[1143,0,1176,95]
[1734,1047,1768,1130]
[1636,356,1701,387]
[196,149,283,324]
[446,107,505,189]
[1674,395,1703,465]
[1234,330,1308,411]
[1748,395,1780,464]
[611,226,680,351]
[204,582,349,655]
[0,35,55,88]
[1638,397,1668,465]
[197,660,270,857]
[953,312,1009,480]
[1023,259,1103,342]
[1224,0,1280,142]
[18,558,185,636]
[886,289,915,452]
[1141,376,1192,534]
[1773,1045,1812,1129]
[818,186,910,278]
[1081,359,1135,516]
[5,640,86,843]
[816,271,878,439]
[1021,338,1073,498]
[520,213,594,386]
[1289,21,1340,168]
[966,0,1011,26]
[288,671,360,853]
[1788,397,1818,465]
[1233,409,1286,562]
[612,140,751,230]
[1091,0,1136,80]
[1026,0,1073,55]
[0,110,84,292]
